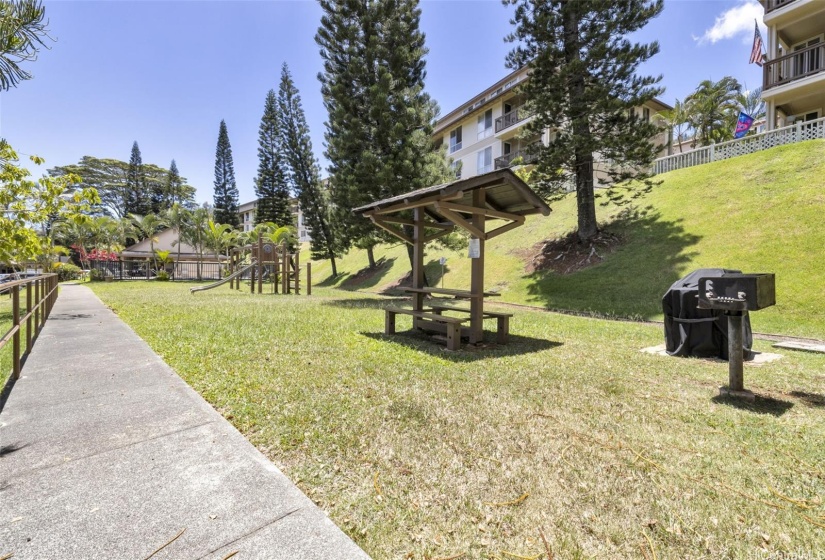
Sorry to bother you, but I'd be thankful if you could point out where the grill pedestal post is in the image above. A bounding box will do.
[720,311,755,401]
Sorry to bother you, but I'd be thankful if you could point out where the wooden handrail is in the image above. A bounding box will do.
[764,42,825,90]
[0,274,59,381]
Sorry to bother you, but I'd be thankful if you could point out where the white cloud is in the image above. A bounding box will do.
[696,0,765,45]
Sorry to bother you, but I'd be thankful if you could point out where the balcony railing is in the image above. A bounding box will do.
[764,42,825,90]
[765,0,797,13]
[494,106,532,133]
[494,145,540,170]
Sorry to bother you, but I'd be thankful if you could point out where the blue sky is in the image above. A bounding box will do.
[2,0,766,206]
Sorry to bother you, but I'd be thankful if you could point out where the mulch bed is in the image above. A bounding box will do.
[521,229,625,275]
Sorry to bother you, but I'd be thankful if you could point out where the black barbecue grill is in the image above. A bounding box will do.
[697,272,776,397]
[698,273,776,313]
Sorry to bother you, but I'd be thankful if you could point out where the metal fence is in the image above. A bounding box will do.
[89,261,226,281]
[653,116,825,175]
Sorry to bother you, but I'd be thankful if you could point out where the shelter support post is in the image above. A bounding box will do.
[412,207,426,328]
[469,189,485,344]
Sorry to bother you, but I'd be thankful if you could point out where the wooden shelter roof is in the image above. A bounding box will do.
[352,168,552,220]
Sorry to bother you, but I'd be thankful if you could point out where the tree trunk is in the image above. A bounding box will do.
[404,241,429,287]
[367,245,376,269]
[563,4,598,242]
[329,256,337,278]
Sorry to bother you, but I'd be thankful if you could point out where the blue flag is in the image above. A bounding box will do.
[734,112,755,139]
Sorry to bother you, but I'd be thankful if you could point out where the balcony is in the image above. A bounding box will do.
[494,146,539,170]
[765,0,797,13]
[494,105,532,133]
[764,41,825,90]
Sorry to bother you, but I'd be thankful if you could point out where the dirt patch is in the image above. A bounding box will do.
[521,229,625,275]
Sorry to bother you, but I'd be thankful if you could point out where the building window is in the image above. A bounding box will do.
[449,127,462,153]
[450,160,462,179]
[477,146,493,174]
[477,109,493,140]
[642,107,650,122]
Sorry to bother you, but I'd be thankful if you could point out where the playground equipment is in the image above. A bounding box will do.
[189,261,258,294]
[228,233,309,295]
[190,232,310,296]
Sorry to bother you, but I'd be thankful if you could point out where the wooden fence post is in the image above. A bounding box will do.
[34,278,40,333]
[281,243,288,294]
[257,233,263,294]
[12,285,20,380]
[295,251,300,295]
[26,281,32,354]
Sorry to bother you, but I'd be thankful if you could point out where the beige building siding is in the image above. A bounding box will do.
[121,228,223,262]
[760,0,825,129]
[237,199,312,243]
[433,66,672,185]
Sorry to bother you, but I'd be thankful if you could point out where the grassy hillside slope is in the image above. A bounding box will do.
[311,140,825,339]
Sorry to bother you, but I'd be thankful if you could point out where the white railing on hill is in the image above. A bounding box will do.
[653,116,825,175]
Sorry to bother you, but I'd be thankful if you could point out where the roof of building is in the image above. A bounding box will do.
[433,65,674,136]
[353,168,551,219]
[122,228,199,256]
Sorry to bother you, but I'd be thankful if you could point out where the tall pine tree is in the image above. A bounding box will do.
[506,0,664,241]
[124,141,150,216]
[277,62,340,276]
[317,0,450,268]
[165,159,182,206]
[254,89,291,227]
[212,120,240,227]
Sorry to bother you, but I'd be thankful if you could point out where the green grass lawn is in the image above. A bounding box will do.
[90,281,825,559]
[312,139,825,340]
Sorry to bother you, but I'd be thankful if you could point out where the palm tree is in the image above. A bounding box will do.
[128,213,167,269]
[179,207,210,280]
[204,220,236,260]
[660,99,689,154]
[91,216,126,255]
[738,86,766,123]
[165,203,191,268]
[684,77,742,146]
[53,219,93,268]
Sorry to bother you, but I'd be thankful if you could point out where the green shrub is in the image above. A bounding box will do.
[89,269,105,281]
[53,262,82,281]
[155,270,171,281]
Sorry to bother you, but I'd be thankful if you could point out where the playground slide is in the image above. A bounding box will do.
[189,261,257,294]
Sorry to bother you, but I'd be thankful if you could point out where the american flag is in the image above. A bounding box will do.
[749,20,765,67]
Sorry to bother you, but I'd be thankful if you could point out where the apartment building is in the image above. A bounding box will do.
[433,66,671,182]
[237,199,312,243]
[760,0,825,129]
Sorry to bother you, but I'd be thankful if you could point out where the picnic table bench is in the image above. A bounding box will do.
[384,306,467,351]
[426,302,512,344]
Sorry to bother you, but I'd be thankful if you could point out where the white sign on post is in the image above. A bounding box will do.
[439,257,447,266]
[468,238,480,259]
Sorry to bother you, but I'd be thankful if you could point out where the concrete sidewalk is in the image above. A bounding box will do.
[0,284,369,559]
